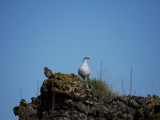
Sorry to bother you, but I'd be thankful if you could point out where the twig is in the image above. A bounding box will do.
[20,88,22,100]
[37,79,39,97]
[121,80,125,95]
[152,80,154,94]
[99,62,104,120]
[130,67,133,96]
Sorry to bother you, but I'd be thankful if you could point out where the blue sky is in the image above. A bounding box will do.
[0,0,160,119]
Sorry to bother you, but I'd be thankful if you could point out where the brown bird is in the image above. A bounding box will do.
[44,67,53,78]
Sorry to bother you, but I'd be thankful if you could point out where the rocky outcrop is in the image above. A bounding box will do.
[14,72,160,120]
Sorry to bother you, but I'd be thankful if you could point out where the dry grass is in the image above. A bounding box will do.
[87,78,117,102]
[87,62,117,102]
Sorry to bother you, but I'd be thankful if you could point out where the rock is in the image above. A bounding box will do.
[14,99,37,120]
[155,113,160,120]
[14,72,160,120]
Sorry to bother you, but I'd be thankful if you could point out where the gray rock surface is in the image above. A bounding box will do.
[14,73,160,120]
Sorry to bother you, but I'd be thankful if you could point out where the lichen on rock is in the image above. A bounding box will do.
[14,72,160,120]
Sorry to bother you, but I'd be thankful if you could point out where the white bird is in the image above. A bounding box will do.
[78,57,90,80]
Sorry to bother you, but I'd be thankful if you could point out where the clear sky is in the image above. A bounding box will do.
[0,0,160,119]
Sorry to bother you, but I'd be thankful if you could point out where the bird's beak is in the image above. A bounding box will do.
[88,57,90,59]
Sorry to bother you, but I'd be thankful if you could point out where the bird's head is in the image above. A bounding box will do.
[44,67,48,70]
[83,57,90,62]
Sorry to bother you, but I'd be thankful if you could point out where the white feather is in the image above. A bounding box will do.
[78,58,90,80]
